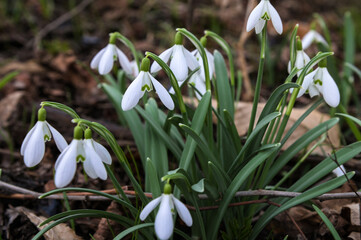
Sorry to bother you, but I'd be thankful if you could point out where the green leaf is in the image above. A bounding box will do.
[0,71,19,89]
[136,106,182,159]
[191,178,205,193]
[265,118,339,185]
[179,91,211,170]
[228,112,281,176]
[208,145,280,239]
[208,161,231,192]
[101,83,145,160]
[146,158,161,198]
[336,113,361,127]
[289,24,299,70]
[205,30,235,88]
[214,50,234,117]
[313,204,341,240]
[250,172,354,239]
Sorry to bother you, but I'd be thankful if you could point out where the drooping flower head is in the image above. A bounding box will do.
[21,108,68,167]
[297,58,340,108]
[54,127,111,188]
[151,32,199,82]
[288,37,311,76]
[122,58,174,111]
[90,33,132,75]
[140,183,192,240]
[302,23,328,50]
[189,36,214,99]
[246,0,283,34]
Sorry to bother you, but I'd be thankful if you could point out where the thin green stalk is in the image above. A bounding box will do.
[247,23,267,137]
[272,134,326,190]
[337,104,361,141]
[111,32,140,69]
[62,192,75,230]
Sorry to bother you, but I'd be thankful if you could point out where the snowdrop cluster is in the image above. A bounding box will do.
[21,108,112,188]
[140,183,192,240]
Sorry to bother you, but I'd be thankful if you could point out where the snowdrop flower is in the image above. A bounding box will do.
[288,37,310,76]
[297,59,340,108]
[246,0,283,34]
[21,108,67,168]
[151,32,199,82]
[130,60,139,78]
[54,127,111,188]
[82,128,111,181]
[187,37,214,99]
[302,29,328,50]
[122,58,174,111]
[140,183,192,240]
[90,33,132,75]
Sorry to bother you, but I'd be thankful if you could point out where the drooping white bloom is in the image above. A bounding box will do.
[151,45,199,82]
[302,30,328,49]
[130,60,139,78]
[122,58,174,111]
[83,138,111,180]
[192,48,215,81]
[21,108,67,168]
[90,43,132,75]
[54,138,85,188]
[297,65,340,108]
[54,127,111,188]
[288,39,311,76]
[246,0,283,34]
[189,72,207,99]
[140,194,192,240]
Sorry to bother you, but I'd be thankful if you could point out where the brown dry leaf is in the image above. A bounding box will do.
[0,91,26,128]
[184,98,339,155]
[0,61,45,75]
[93,201,123,240]
[343,203,361,227]
[348,232,361,240]
[14,206,82,240]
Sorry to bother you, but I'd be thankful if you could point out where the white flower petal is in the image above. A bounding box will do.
[183,48,199,71]
[155,195,174,240]
[297,71,316,98]
[46,122,68,152]
[308,84,320,98]
[130,60,139,77]
[151,46,174,73]
[321,68,340,107]
[139,196,162,220]
[21,121,40,156]
[149,73,175,110]
[314,32,328,46]
[268,1,282,34]
[302,31,315,49]
[246,1,264,32]
[83,156,97,179]
[23,122,46,167]
[93,140,112,164]
[116,47,132,75]
[98,44,115,75]
[84,140,107,180]
[205,49,215,77]
[255,19,266,34]
[171,195,192,227]
[332,165,346,177]
[170,45,189,82]
[90,47,106,69]
[54,140,79,188]
[122,71,145,111]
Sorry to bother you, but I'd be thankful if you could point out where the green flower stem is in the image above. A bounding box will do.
[337,104,361,141]
[204,30,235,97]
[247,23,267,137]
[177,28,211,91]
[145,51,189,125]
[272,134,326,190]
[72,119,149,205]
[111,32,140,70]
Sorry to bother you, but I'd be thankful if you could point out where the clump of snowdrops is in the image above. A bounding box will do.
[21,1,361,239]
